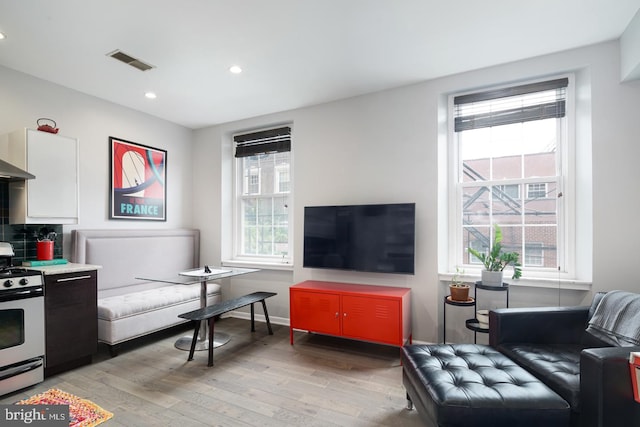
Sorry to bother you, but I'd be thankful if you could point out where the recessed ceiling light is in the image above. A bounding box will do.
[0,32,6,40]
[229,65,242,74]
[144,92,157,99]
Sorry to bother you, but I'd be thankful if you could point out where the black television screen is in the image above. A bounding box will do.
[303,203,415,275]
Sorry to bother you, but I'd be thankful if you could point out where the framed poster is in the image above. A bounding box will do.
[110,137,167,221]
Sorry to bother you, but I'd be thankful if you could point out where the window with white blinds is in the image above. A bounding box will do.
[451,78,570,276]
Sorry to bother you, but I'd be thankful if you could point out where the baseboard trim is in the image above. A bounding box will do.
[223,310,290,327]
[223,312,435,345]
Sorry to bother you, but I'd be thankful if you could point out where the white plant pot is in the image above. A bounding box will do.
[481,270,504,287]
[476,309,489,327]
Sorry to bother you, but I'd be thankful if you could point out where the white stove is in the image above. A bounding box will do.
[0,242,45,397]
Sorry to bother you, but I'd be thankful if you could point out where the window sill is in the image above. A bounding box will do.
[438,273,591,291]
[222,259,294,272]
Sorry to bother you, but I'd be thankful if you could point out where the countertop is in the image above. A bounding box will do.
[28,263,102,275]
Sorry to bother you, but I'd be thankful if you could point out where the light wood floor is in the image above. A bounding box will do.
[1,318,424,426]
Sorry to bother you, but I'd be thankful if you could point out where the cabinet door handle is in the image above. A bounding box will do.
[343,312,347,317]
[335,312,339,318]
[56,275,92,283]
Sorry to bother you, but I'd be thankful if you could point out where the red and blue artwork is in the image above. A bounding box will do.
[110,137,166,220]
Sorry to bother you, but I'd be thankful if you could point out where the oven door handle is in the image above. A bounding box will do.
[0,286,44,302]
[0,357,43,382]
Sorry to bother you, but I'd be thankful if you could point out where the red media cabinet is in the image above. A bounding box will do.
[289,280,411,346]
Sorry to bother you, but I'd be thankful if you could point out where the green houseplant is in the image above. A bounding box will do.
[449,266,470,301]
[467,224,522,286]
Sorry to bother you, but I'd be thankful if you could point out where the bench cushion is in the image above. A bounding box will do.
[98,282,221,321]
[97,284,222,345]
[401,344,570,427]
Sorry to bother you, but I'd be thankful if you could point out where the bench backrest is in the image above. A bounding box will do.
[71,229,200,292]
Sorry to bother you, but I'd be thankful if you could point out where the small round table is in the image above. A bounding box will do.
[443,295,475,344]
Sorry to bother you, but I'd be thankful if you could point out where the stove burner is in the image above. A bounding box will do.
[0,267,28,275]
[0,267,43,290]
[0,267,37,276]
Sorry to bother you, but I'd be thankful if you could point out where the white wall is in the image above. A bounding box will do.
[621,9,640,81]
[3,39,638,344]
[193,40,640,343]
[0,65,195,255]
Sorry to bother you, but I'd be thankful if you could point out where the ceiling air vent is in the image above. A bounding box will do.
[107,49,155,72]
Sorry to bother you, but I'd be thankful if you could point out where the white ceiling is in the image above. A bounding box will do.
[1,1,639,129]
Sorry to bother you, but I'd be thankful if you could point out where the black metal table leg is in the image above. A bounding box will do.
[250,302,256,332]
[262,300,273,335]
[188,321,200,361]
[207,318,215,367]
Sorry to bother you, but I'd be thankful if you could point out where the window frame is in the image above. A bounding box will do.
[244,165,261,195]
[448,75,576,280]
[524,242,545,267]
[526,182,547,199]
[275,163,290,194]
[231,126,293,266]
[493,184,520,201]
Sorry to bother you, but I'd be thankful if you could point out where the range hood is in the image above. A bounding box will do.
[0,159,35,181]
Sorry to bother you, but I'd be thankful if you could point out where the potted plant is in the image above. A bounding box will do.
[449,266,470,301]
[467,224,522,286]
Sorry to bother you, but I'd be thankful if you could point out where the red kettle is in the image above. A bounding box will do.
[37,118,59,134]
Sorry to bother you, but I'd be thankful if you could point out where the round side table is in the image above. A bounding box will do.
[443,295,475,344]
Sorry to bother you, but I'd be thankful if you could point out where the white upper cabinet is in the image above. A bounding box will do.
[7,129,79,224]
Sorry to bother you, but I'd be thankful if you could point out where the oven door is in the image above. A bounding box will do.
[0,288,45,367]
[0,356,44,396]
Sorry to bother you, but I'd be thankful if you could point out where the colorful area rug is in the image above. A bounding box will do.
[17,388,113,427]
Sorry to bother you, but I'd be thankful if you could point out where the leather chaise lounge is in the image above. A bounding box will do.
[401,344,570,426]
[401,291,640,427]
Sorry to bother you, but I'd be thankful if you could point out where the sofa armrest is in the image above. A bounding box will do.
[580,346,640,427]
[489,306,589,347]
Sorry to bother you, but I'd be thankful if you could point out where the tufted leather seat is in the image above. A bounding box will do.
[497,343,583,411]
[401,344,570,427]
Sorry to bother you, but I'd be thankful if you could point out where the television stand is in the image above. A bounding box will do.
[289,280,411,346]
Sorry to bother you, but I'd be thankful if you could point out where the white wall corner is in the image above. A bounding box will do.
[621,9,640,82]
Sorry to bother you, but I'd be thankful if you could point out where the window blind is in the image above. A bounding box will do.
[454,78,568,132]
[234,126,291,158]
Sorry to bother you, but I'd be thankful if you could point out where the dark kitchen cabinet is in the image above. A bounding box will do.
[44,270,97,376]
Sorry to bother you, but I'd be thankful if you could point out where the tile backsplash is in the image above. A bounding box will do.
[0,182,63,265]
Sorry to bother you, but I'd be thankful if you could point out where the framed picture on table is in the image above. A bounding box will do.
[109,137,167,221]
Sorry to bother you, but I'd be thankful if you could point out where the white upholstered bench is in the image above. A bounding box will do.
[71,229,221,355]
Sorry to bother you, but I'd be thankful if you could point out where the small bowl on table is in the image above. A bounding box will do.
[476,309,489,327]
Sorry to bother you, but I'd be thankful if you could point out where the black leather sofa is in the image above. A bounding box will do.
[489,291,640,427]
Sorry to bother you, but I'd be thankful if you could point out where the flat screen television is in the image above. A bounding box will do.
[303,203,415,275]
